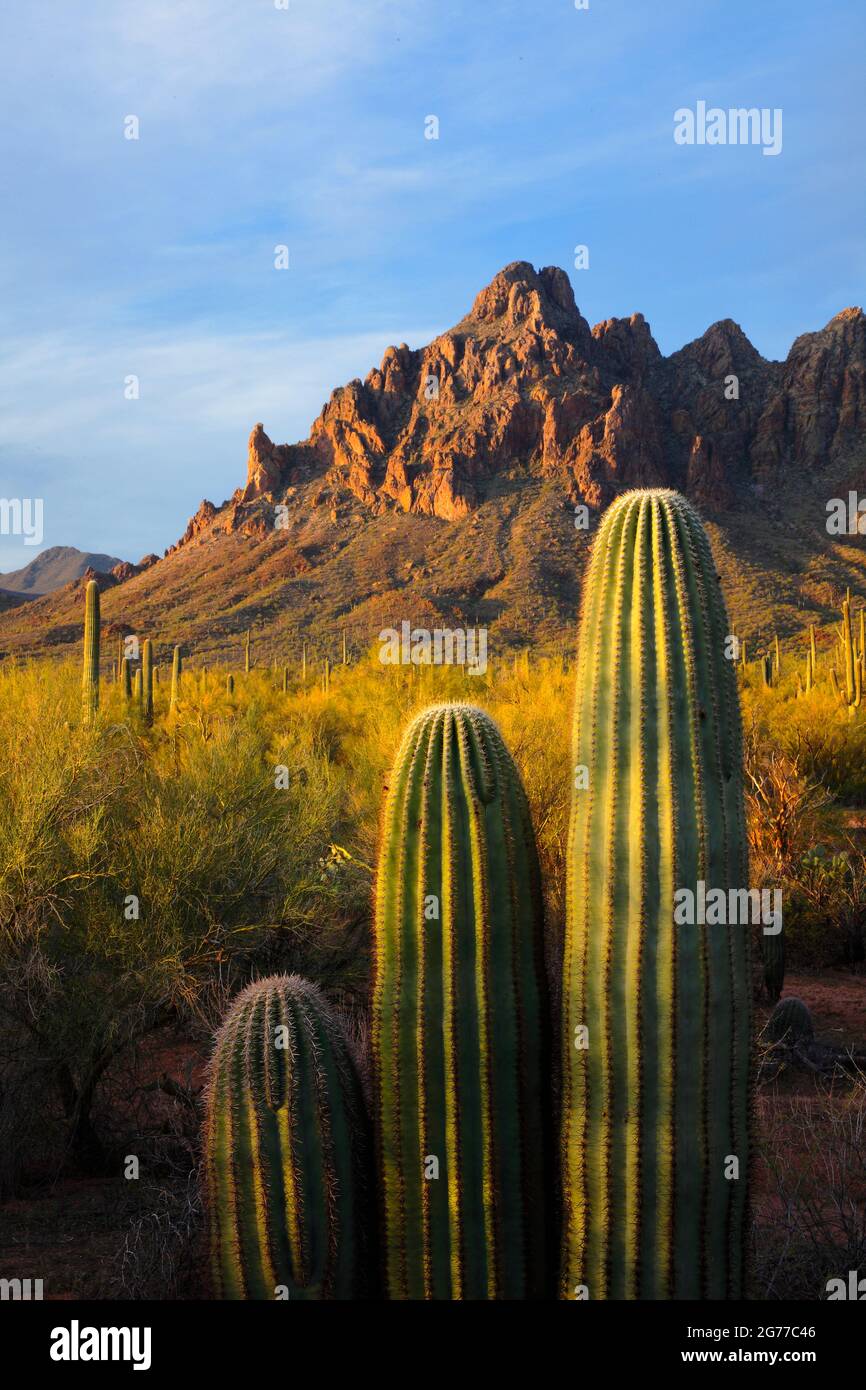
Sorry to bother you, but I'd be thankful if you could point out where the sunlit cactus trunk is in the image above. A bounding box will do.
[372,703,554,1300]
[169,645,182,713]
[562,488,752,1301]
[204,974,374,1300]
[81,579,100,719]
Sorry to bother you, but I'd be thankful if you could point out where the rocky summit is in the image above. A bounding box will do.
[2,262,864,663]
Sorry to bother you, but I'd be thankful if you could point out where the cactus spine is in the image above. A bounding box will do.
[81,579,100,719]
[204,974,373,1300]
[170,645,182,713]
[563,489,752,1300]
[372,704,553,1300]
[142,639,153,724]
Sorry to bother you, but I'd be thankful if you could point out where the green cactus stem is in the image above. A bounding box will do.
[563,488,752,1301]
[81,579,100,719]
[372,703,553,1300]
[170,645,182,713]
[766,997,813,1046]
[142,639,154,724]
[121,656,132,702]
[204,974,374,1300]
[761,924,785,1003]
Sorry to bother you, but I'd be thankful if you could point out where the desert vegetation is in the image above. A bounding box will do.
[1,505,865,1300]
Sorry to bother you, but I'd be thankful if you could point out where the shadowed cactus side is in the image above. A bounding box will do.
[372,703,554,1300]
[204,973,375,1300]
[81,579,100,719]
[766,996,813,1045]
[563,488,753,1301]
[142,639,154,724]
[120,656,132,702]
[761,925,785,1003]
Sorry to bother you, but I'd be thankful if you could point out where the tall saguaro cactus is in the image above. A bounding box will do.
[169,645,182,713]
[562,488,752,1301]
[204,974,373,1300]
[142,639,154,724]
[372,703,553,1300]
[81,579,100,719]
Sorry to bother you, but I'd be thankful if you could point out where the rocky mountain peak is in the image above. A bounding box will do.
[165,263,866,542]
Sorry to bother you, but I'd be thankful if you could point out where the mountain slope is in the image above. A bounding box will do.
[1,263,864,665]
[0,546,126,595]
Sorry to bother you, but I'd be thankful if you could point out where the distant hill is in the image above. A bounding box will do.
[0,262,863,664]
[0,546,125,595]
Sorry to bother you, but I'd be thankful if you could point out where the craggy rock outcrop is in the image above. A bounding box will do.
[172,262,866,544]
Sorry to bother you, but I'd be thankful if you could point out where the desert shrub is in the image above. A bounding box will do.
[104,1174,205,1300]
[753,1077,866,1299]
[0,662,361,1183]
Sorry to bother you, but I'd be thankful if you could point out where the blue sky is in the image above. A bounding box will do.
[0,0,864,570]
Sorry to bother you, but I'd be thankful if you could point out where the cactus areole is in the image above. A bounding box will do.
[562,489,752,1300]
[372,703,553,1300]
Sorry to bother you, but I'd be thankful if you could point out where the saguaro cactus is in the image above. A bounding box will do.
[81,579,100,718]
[766,996,813,1045]
[120,656,132,702]
[170,645,182,713]
[244,629,252,674]
[372,703,553,1300]
[204,974,374,1300]
[761,925,785,1003]
[563,488,752,1301]
[142,639,153,724]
